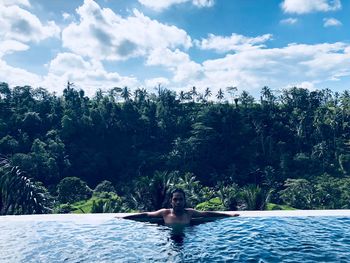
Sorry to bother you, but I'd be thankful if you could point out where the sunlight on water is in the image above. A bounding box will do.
[1,216,350,262]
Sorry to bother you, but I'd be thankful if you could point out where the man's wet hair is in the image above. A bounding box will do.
[170,188,186,200]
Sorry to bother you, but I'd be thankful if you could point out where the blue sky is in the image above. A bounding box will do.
[1,0,350,97]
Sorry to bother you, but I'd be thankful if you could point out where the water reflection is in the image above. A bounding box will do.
[168,225,186,249]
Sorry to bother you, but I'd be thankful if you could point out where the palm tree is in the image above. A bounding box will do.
[121,86,131,102]
[129,171,176,211]
[204,87,212,102]
[0,158,52,215]
[134,88,148,103]
[109,87,123,102]
[178,91,186,102]
[190,86,198,102]
[217,184,240,210]
[216,88,225,103]
[240,185,271,210]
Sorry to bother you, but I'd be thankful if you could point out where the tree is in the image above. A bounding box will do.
[57,177,92,203]
[240,185,271,210]
[0,158,52,215]
[216,88,225,102]
[279,179,314,209]
[121,87,131,102]
[94,180,116,193]
[226,86,238,105]
[204,87,212,102]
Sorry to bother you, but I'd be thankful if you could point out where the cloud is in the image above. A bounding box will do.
[323,17,342,27]
[146,48,202,83]
[0,59,43,88]
[191,42,350,96]
[0,53,140,96]
[2,0,30,7]
[195,33,272,53]
[0,40,29,58]
[43,53,139,95]
[145,77,170,88]
[62,12,73,21]
[138,0,214,11]
[280,18,298,25]
[0,4,60,44]
[281,0,341,14]
[62,0,192,61]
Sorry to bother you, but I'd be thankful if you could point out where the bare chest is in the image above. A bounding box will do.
[163,212,191,225]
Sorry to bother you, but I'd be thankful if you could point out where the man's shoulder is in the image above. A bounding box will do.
[185,208,195,214]
[160,208,171,214]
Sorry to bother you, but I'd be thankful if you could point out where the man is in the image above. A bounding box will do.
[123,189,239,225]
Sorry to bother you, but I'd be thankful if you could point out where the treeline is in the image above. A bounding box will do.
[1,82,350,214]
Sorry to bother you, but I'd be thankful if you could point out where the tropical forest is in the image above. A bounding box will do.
[1,82,350,215]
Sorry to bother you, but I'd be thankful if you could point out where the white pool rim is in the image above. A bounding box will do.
[1,210,350,222]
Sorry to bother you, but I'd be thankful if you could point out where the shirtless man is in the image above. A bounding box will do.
[123,189,239,225]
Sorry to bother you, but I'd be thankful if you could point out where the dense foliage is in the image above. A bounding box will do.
[1,82,350,214]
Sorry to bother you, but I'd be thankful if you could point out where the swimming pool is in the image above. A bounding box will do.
[1,210,350,262]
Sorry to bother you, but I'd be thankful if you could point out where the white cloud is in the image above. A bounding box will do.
[145,77,170,88]
[2,0,31,7]
[280,18,298,25]
[146,48,202,83]
[0,40,29,58]
[191,42,350,96]
[192,0,214,8]
[62,0,192,61]
[0,59,42,88]
[138,0,214,11]
[323,17,342,27]
[195,33,272,53]
[281,0,341,14]
[0,4,60,44]
[43,53,139,95]
[62,12,72,21]
[0,53,140,96]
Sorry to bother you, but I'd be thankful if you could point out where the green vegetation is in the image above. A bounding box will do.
[1,82,350,214]
[266,203,296,210]
[195,197,225,211]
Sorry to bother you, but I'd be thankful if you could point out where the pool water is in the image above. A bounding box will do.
[1,215,350,262]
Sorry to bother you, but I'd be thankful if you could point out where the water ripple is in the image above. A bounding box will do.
[1,216,350,262]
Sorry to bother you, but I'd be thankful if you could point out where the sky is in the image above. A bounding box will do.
[1,0,350,97]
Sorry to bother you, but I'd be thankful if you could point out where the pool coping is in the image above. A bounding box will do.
[1,210,350,222]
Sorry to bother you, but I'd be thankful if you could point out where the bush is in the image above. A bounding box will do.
[54,203,73,214]
[195,197,225,211]
[240,185,271,210]
[57,177,92,203]
[94,180,116,193]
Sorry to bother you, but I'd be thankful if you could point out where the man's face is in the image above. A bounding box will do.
[171,192,185,210]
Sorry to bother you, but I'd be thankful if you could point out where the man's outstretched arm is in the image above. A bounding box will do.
[189,209,239,218]
[122,209,166,219]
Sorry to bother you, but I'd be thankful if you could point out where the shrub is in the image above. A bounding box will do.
[94,180,116,193]
[195,197,225,211]
[57,177,92,203]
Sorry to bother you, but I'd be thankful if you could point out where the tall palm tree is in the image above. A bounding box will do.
[190,86,198,102]
[216,88,225,103]
[178,91,186,102]
[109,87,123,102]
[134,88,148,103]
[121,86,131,102]
[204,87,212,101]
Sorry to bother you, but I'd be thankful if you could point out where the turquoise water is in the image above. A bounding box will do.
[1,216,350,262]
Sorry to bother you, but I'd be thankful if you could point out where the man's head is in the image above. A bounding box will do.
[170,188,186,211]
